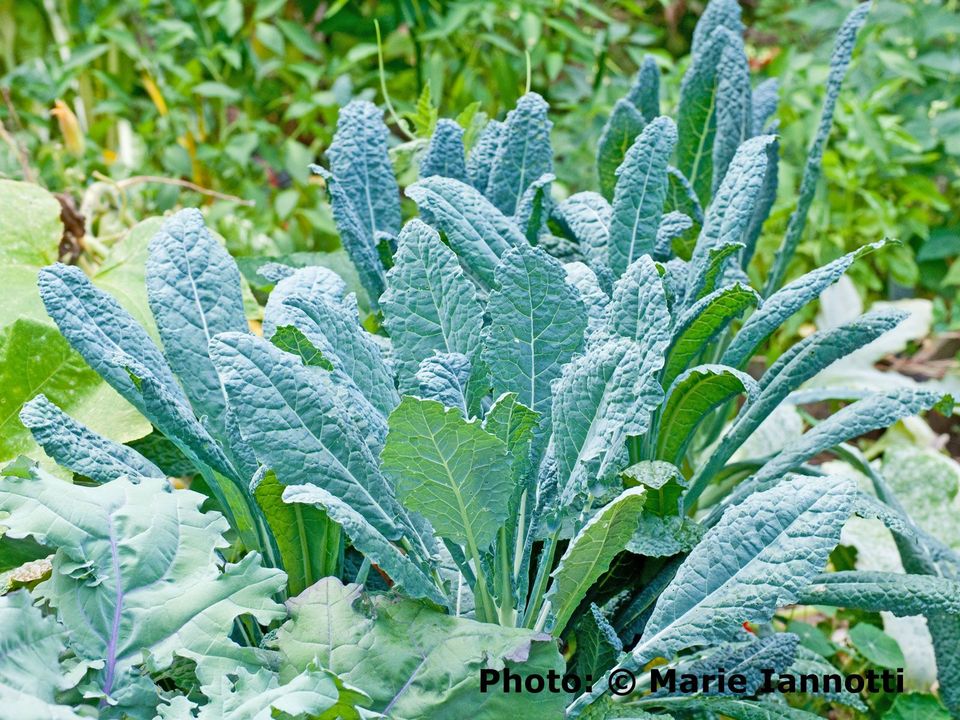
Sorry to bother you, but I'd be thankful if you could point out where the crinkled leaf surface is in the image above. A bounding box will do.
[597,99,645,201]
[485,93,553,216]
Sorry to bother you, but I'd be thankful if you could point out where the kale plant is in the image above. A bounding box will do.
[3,1,960,718]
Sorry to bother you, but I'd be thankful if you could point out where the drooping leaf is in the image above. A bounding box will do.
[553,192,612,269]
[406,176,525,290]
[415,352,473,415]
[19,394,164,483]
[654,211,694,260]
[272,578,566,720]
[799,571,960,617]
[485,93,553,216]
[381,220,483,393]
[380,397,512,552]
[569,474,855,714]
[261,265,347,340]
[419,118,467,182]
[765,2,872,294]
[608,116,677,278]
[543,487,646,634]
[482,243,587,433]
[0,470,286,714]
[597,99,645,201]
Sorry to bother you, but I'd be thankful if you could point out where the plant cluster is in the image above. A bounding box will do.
[2,1,959,719]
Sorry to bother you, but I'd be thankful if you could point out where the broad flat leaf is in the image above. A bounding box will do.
[608,255,672,352]
[19,394,164,483]
[711,32,752,192]
[686,135,775,302]
[273,578,566,719]
[626,55,660,120]
[156,666,342,720]
[765,2,871,294]
[210,332,405,541]
[553,192,612,269]
[656,364,758,466]
[848,622,904,668]
[420,118,467,182]
[278,293,398,418]
[380,397,512,552]
[0,319,150,465]
[543,487,646,634]
[283,484,446,606]
[597,99,645,201]
[553,338,663,508]
[381,219,483,392]
[676,27,733,203]
[485,93,553,216]
[0,180,61,328]
[147,209,249,441]
[251,470,339,597]
[751,78,780,133]
[569,475,854,714]
[326,100,401,238]
[0,590,82,719]
[608,116,677,278]
[482,243,587,432]
[661,283,759,390]
[0,470,286,713]
[262,265,347,339]
[723,241,886,368]
[406,176,525,290]
[465,119,504,193]
[311,166,386,306]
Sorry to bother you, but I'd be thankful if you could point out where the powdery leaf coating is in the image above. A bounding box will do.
[381,397,513,551]
[419,118,467,182]
[608,255,672,352]
[406,175,525,290]
[711,32,752,193]
[210,331,405,541]
[626,54,660,121]
[272,578,566,719]
[553,191,612,270]
[146,208,248,435]
[485,92,554,216]
[482,243,587,434]
[19,393,164,483]
[608,116,677,278]
[751,77,780,133]
[465,119,504,193]
[381,219,483,393]
[262,265,346,339]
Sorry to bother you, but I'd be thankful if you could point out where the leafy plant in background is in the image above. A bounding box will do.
[3,1,960,719]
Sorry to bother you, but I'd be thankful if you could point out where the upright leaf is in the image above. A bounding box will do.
[597,99,645,201]
[765,2,872,294]
[608,117,677,277]
[711,33,752,192]
[665,166,705,226]
[486,93,553,216]
[326,100,401,238]
[482,244,587,433]
[740,136,779,267]
[751,78,780,133]
[465,119,504,192]
[626,55,660,120]
[419,118,467,182]
[691,0,744,55]
[553,192,612,270]
[406,176,525,290]
[607,255,672,351]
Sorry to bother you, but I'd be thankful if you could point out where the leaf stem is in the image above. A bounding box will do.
[522,529,559,629]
